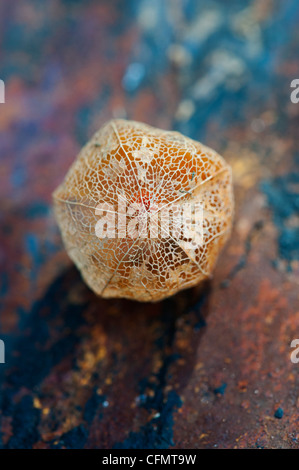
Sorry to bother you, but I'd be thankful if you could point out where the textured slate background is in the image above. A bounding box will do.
[0,0,299,449]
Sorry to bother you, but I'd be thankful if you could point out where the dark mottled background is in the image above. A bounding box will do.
[0,0,299,449]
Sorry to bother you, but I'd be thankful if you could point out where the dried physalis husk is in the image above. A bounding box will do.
[53,119,234,302]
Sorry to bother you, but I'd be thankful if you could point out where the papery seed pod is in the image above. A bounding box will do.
[53,119,234,302]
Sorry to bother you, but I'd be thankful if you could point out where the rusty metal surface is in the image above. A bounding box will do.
[0,0,298,449]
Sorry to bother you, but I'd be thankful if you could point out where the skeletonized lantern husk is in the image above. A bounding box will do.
[53,119,234,302]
